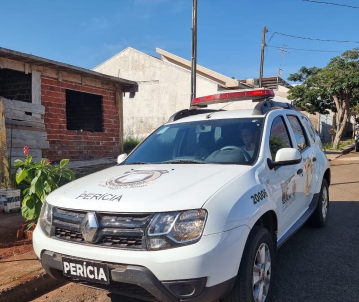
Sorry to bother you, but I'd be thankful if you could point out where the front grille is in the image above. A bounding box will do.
[101,235,143,248]
[51,208,153,250]
[55,227,83,242]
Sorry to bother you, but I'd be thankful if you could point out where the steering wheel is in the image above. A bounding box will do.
[220,145,242,151]
[220,145,251,162]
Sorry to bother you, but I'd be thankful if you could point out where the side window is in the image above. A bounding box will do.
[287,115,308,151]
[269,116,292,159]
[301,116,316,143]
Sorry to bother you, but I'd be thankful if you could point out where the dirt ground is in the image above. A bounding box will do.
[31,283,111,302]
[0,212,32,261]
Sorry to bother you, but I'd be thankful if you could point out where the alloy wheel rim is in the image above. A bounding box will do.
[253,243,271,302]
[322,186,328,219]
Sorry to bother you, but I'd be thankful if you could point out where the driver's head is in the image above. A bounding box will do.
[241,124,255,147]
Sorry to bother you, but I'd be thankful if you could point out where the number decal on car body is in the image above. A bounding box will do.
[251,190,268,204]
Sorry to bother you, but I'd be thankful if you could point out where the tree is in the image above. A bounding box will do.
[288,48,359,148]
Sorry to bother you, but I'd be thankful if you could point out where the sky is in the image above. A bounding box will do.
[0,0,358,83]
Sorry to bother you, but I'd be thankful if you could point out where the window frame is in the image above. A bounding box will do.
[286,114,310,153]
[65,89,104,132]
[269,115,293,160]
[301,115,317,144]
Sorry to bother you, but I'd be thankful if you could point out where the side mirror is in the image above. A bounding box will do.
[267,148,301,169]
[117,153,128,164]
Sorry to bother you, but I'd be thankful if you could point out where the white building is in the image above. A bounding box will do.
[94,47,292,138]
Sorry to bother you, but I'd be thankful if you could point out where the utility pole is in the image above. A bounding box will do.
[190,0,198,103]
[259,26,266,88]
[277,44,289,88]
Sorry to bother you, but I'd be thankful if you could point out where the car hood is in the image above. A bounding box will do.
[47,164,251,213]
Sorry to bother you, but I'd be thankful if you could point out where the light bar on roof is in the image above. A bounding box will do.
[191,89,274,107]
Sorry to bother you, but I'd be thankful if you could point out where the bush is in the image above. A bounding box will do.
[14,146,75,222]
[124,138,141,154]
[323,138,354,151]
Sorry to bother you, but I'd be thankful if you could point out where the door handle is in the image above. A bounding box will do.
[297,169,303,175]
[313,157,317,162]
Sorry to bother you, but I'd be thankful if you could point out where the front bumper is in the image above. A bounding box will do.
[34,224,250,301]
[41,250,235,302]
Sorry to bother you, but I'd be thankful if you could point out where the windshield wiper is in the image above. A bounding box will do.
[125,161,149,165]
[162,159,206,164]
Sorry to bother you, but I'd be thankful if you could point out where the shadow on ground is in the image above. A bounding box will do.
[108,201,359,302]
[272,201,359,302]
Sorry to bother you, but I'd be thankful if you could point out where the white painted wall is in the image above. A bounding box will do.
[94,48,221,138]
[95,48,295,139]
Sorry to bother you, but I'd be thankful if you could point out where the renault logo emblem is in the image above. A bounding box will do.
[81,212,99,243]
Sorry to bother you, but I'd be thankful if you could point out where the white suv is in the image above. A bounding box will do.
[33,89,330,302]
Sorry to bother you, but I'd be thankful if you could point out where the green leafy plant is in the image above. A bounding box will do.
[14,146,75,222]
[124,137,141,154]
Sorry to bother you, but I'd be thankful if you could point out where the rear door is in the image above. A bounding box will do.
[286,114,316,209]
[300,115,321,197]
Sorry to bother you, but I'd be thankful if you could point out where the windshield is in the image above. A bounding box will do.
[125,118,264,165]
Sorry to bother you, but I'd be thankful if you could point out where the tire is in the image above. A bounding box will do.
[221,227,276,302]
[309,178,329,228]
[355,143,359,152]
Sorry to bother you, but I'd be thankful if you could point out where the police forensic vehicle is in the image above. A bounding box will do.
[33,89,330,302]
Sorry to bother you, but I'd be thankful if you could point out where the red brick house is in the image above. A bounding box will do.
[0,47,137,164]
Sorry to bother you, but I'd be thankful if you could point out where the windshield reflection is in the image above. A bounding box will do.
[125,118,263,165]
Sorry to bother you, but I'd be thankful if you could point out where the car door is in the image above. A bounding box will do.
[300,115,320,197]
[266,115,305,236]
[286,114,316,209]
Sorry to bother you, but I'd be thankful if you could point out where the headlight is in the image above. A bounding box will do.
[39,201,53,236]
[147,209,207,250]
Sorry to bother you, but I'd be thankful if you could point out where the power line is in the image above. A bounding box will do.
[267,32,276,45]
[299,0,359,9]
[268,30,359,44]
[267,45,342,53]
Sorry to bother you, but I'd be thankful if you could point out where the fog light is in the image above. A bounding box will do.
[163,278,207,299]
[168,283,195,297]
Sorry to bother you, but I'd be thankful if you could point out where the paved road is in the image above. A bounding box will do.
[30,152,359,302]
[272,151,359,302]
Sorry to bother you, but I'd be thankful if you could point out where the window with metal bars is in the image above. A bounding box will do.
[66,89,103,132]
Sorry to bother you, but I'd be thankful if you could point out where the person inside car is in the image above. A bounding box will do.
[240,124,256,158]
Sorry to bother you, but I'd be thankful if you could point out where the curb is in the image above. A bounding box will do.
[325,144,355,161]
[0,272,65,302]
[342,143,355,155]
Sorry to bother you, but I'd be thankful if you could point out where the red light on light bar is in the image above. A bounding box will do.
[191,89,274,106]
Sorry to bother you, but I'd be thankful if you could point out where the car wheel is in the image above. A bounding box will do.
[309,178,329,228]
[355,143,359,152]
[221,227,275,302]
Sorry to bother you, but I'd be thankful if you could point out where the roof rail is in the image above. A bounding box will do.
[167,108,221,123]
[253,100,297,115]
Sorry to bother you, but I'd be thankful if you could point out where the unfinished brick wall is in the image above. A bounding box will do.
[0,69,32,102]
[41,76,120,162]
